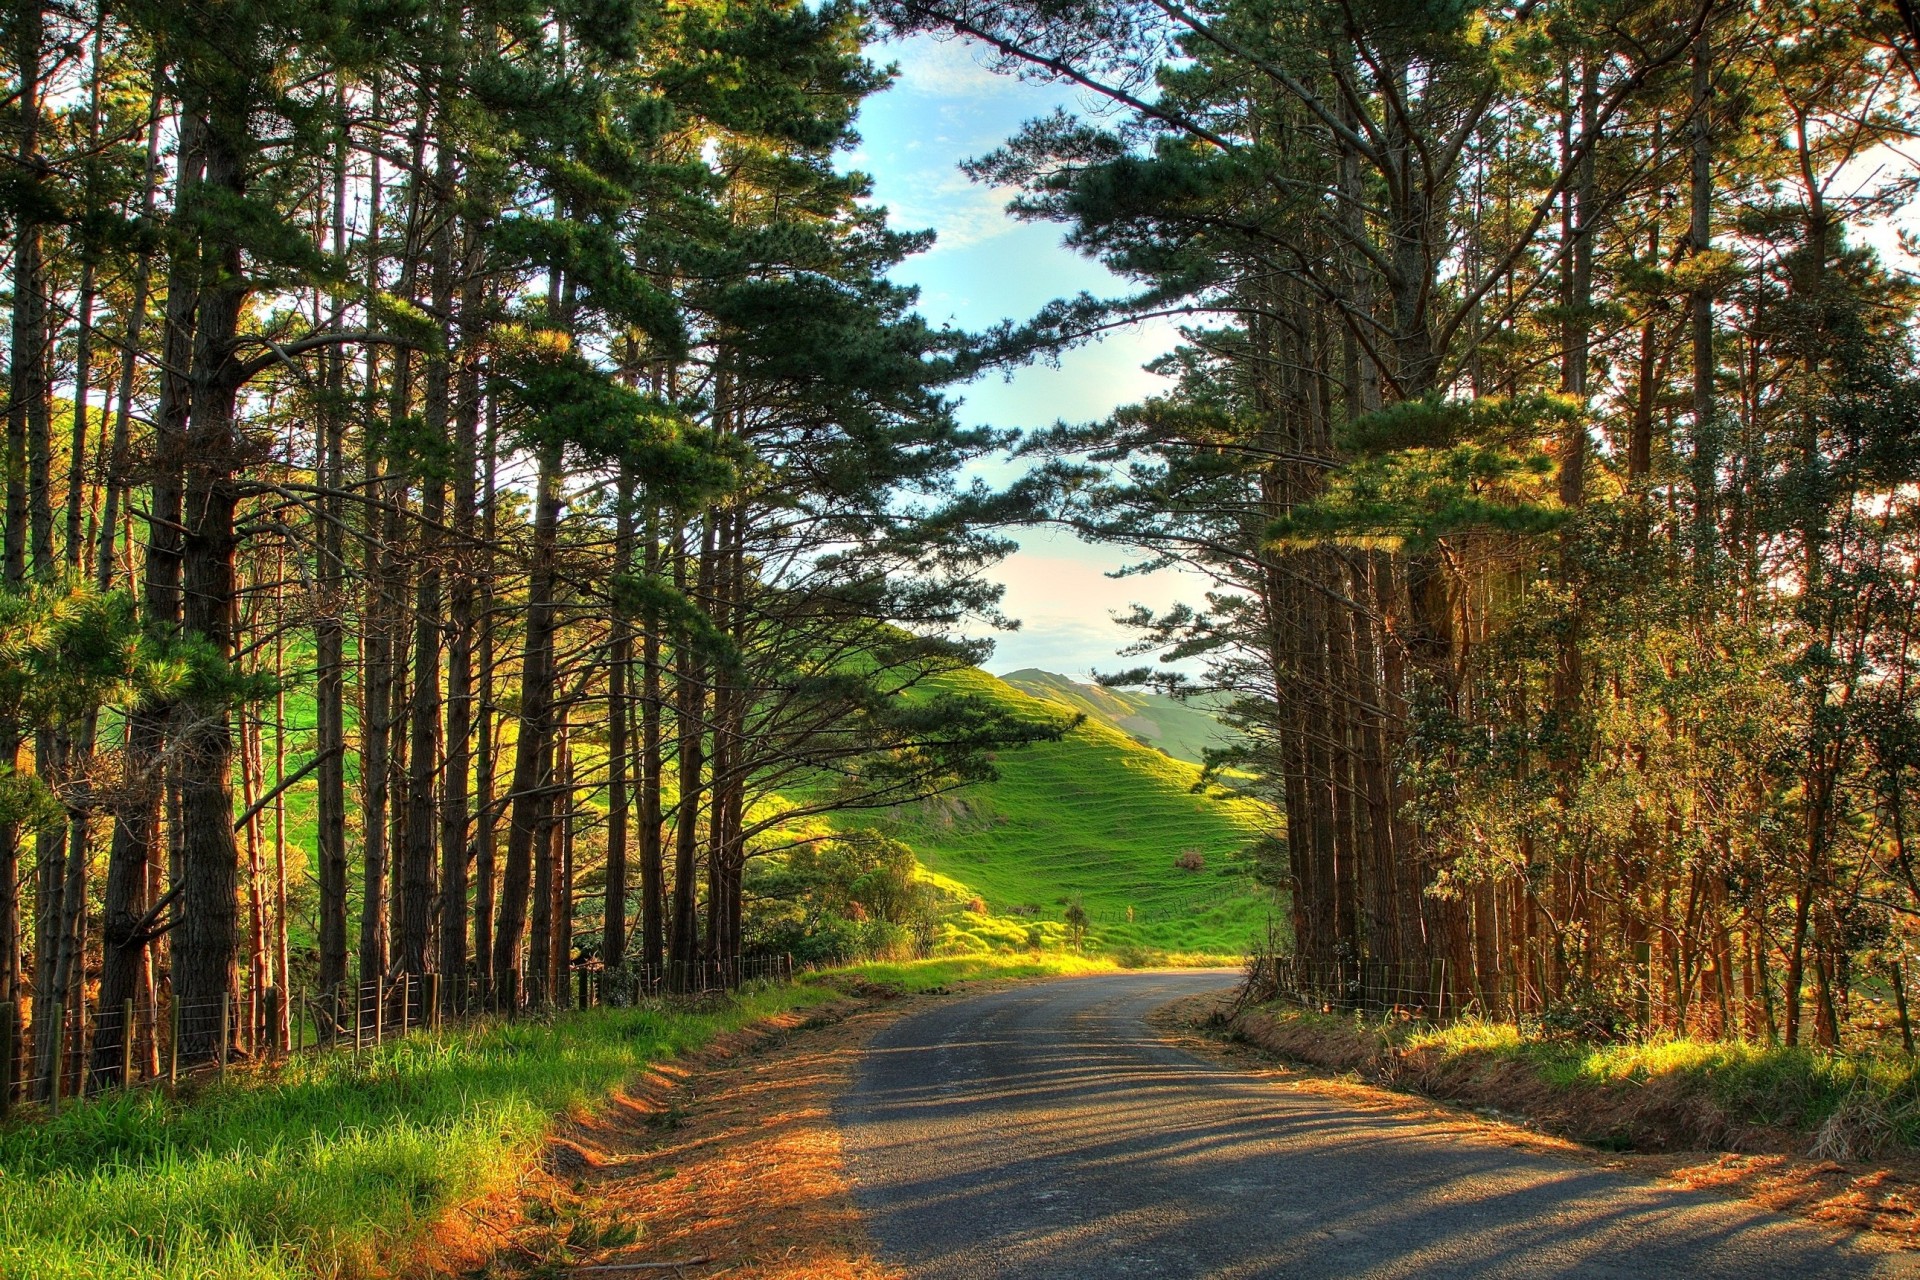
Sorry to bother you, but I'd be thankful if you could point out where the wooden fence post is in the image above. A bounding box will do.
[374,977,385,1046]
[121,999,135,1087]
[168,996,179,1086]
[218,993,231,1081]
[0,1000,13,1120]
[427,974,442,1032]
[48,1001,65,1117]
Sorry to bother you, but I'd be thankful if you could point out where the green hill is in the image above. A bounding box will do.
[851,667,1278,957]
[999,668,1239,766]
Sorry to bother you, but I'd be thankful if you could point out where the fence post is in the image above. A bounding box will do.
[218,992,231,1081]
[168,995,179,1086]
[48,1001,65,1117]
[121,999,135,1087]
[350,986,361,1066]
[0,1000,13,1120]
[427,974,442,1032]
[374,977,385,1046]
[400,973,412,1036]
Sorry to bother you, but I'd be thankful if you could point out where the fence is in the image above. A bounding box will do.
[0,952,798,1120]
[1249,951,1718,1034]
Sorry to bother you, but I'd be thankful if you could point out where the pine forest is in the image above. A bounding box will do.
[7,0,1920,1271]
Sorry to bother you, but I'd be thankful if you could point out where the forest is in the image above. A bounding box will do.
[4,0,1920,1129]
[0,0,1086,1102]
[895,0,1920,1050]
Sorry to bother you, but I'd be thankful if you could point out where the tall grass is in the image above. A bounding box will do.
[0,981,836,1280]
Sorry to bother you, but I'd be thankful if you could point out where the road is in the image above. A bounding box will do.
[836,970,1915,1279]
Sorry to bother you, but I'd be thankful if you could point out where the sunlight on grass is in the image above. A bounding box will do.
[0,982,837,1280]
[828,951,1121,990]
[1261,1004,1920,1144]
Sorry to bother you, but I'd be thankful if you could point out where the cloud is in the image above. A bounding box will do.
[874,168,1023,254]
[962,542,1211,676]
[886,34,1008,99]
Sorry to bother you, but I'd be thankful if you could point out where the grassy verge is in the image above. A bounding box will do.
[0,982,846,1280]
[1234,1003,1920,1158]
[0,950,1140,1280]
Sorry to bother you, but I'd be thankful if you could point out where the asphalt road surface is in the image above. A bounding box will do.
[836,970,1917,1279]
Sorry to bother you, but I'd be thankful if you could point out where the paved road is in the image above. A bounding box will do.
[836,971,1916,1279]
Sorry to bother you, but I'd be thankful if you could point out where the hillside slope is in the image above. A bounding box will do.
[999,668,1239,765]
[861,667,1277,955]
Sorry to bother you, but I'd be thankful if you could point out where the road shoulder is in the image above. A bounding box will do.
[1150,991,1920,1256]
[440,987,916,1280]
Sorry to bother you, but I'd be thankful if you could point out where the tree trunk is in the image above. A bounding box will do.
[491,442,562,1005]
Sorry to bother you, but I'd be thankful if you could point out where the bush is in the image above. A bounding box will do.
[1174,849,1206,872]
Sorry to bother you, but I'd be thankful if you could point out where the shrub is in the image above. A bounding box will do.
[1175,849,1206,872]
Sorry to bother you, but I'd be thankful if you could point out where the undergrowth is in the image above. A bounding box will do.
[1247,1005,1920,1156]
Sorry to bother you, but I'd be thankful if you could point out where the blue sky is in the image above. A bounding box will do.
[844,35,1204,680]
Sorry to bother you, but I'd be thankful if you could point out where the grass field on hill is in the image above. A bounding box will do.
[860,667,1279,957]
[999,668,1239,765]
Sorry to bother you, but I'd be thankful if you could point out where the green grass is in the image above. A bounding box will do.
[826,951,1121,990]
[998,668,1240,765]
[0,956,1134,1280]
[1253,1006,1920,1151]
[855,667,1278,956]
[0,982,839,1280]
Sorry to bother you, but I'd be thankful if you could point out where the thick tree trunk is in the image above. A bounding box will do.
[491,443,562,1005]
[171,97,253,1059]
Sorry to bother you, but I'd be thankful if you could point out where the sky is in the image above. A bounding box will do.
[840,36,1208,681]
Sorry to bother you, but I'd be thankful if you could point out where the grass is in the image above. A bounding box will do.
[1243,1004,1920,1155]
[856,667,1279,957]
[828,951,1121,991]
[0,982,841,1280]
[0,953,1124,1280]
[997,668,1239,765]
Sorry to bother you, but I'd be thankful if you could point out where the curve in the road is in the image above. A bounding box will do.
[836,970,1914,1279]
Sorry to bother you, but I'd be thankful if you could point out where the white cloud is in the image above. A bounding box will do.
[965,539,1211,677]
[885,34,1008,99]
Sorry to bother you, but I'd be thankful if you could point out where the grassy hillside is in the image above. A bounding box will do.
[856,667,1278,956]
[999,668,1239,766]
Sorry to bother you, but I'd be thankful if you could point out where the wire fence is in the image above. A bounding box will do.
[1250,952,1719,1034]
[0,952,799,1120]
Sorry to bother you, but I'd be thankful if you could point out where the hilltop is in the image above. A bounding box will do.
[855,667,1277,957]
[999,668,1240,766]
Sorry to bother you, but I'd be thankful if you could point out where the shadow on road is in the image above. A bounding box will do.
[837,971,1909,1279]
